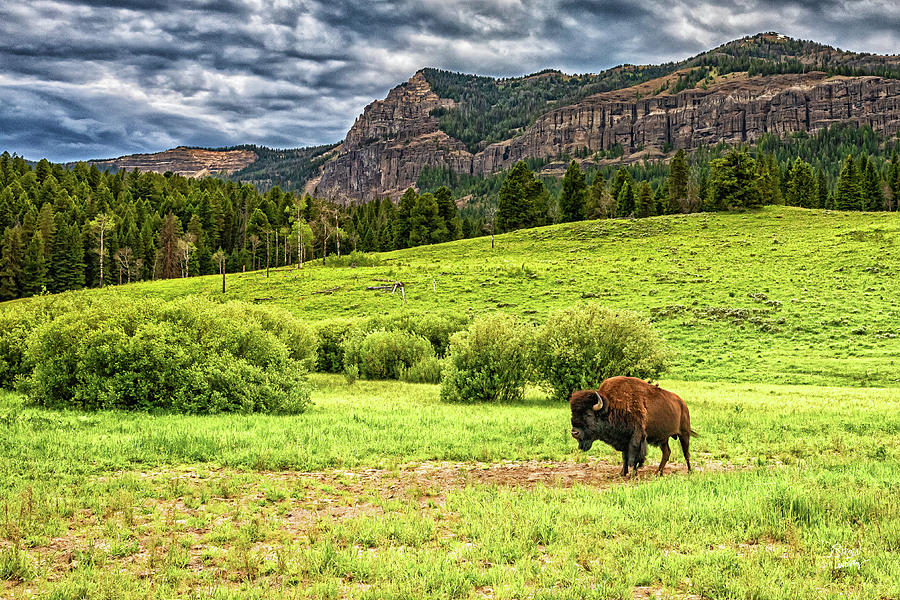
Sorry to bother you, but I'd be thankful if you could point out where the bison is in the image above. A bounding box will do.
[569,376,697,477]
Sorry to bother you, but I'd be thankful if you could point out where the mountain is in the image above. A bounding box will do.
[310,33,900,202]
[83,33,900,202]
[86,143,339,193]
[88,146,258,178]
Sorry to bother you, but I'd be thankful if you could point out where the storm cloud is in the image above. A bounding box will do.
[2,0,898,162]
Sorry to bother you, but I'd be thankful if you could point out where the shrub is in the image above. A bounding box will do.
[18,297,311,414]
[216,302,318,368]
[402,356,444,384]
[314,319,357,372]
[343,364,359,385]
[323,250,382,268]
[440,313,533,403]
[363,311,469,357]
[342,329,434,380]
[533,304,668,401]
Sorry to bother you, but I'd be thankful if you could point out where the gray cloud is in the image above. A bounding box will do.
[1,0,898,162]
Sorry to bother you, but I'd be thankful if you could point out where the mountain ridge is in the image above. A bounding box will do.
[80,33,900,201]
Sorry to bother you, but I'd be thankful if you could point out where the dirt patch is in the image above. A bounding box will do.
[287,456,731,496]
[633,587,705,600]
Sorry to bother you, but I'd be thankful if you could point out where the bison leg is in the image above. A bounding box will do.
[657,440,671,475]
[621,450,629,477]
[625,430,645,477]
[636,437,648,469]
[680,435,692,472]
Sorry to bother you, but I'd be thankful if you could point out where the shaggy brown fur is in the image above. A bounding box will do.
[570,376,697,476]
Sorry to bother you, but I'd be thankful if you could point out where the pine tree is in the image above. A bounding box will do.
[787,158,817,208]
[434,186,461,241]
[862,158,883,211]
[667,149,689,213]
[617,180,635,216]
[187,214,208,276]
[756,153,783,205]
[890,150,900,211]
[585,172,606,219]
[611,168,631,204]
[21,232,48,296]
[37,203,55,259]
[636,181,654,218]
[0,225,24,300]
[558,161,587,223]
[816,168,829,209]
[497,162,531,233]
[497,161,548,232]
[835,155,863,211]
[393,188,417,249]
[67,224,86,289]
[0,187,16,232]
[654,182,668,216]
[378,197,396,250]
[706,149,760,210]
[409,193,443,246]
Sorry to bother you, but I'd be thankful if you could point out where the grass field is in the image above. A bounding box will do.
[1,377,900,599]
[90,206,900,387]
[2,207,900,598]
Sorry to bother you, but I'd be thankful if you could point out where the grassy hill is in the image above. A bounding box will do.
[3,206,900,598]
[76,206,900,387]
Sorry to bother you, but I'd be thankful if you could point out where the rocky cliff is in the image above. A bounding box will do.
[312,70,900,203]
[307,71,469,201]
[89,146,257,178]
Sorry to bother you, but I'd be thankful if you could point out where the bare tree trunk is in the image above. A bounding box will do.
[335,213,341,258]
[99,228,105,287]
[266,230,270,278]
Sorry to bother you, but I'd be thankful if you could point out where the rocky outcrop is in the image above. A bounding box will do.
[314,71,900,203]
[309,71,468,201]
[89,146,257,178]
[474,73,900,174]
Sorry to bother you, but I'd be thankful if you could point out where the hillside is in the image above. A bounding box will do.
[65,207,900,387]
[313,33,900,202]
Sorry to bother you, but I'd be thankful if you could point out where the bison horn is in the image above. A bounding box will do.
[592,391,608,413]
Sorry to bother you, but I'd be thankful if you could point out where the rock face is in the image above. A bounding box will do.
[313,71,900,203]
[309,71,468,201]
[89,146,257,178]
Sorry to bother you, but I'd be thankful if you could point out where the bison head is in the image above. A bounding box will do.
[569,390,609,451]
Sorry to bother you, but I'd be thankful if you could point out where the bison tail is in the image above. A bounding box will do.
[689,429,700,438]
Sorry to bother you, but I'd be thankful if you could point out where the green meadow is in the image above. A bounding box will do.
[99,206,900,387]
[2,206,900,599]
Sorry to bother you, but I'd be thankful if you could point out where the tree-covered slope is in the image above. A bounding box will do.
[225,143,339,192]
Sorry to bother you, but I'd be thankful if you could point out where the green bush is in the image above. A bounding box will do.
[217,302,318,368]
[0,293,95,388]
[18,297,311,414]
[402,356,444,384]
[342,328,435,380]
[343,364,359,385]
[440,313,533,403]
[363,311,469,357]
[323,250,382,268]
[532,304,668,401]
[314,319,357,372]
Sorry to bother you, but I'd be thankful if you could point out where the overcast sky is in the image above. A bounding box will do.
[2,0,898,163]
